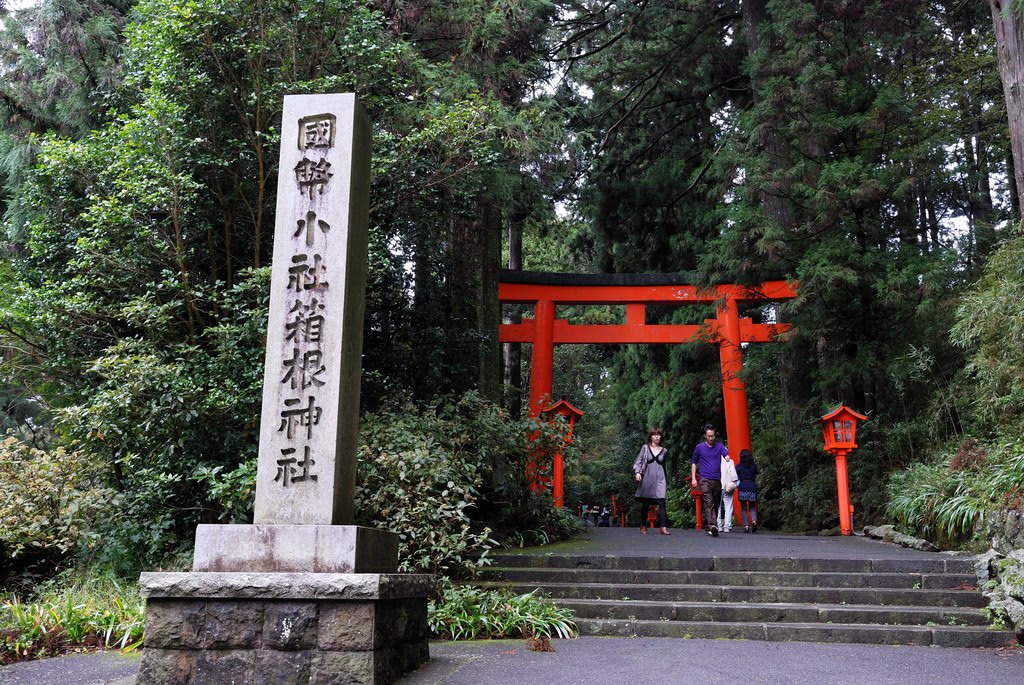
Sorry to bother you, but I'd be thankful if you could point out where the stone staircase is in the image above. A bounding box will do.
[479,552,1016,648]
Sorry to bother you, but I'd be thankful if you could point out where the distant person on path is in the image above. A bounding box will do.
[599,506,611,527]
[691,424,728,536]
[718,451,739,533]
[736,448,759,533]
[633,427,670,535]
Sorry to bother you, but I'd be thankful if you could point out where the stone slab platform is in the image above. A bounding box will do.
[192,524,398,573]
[140,571,432,600]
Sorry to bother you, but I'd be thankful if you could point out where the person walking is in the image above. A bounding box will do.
[736,448,759,533]
[633,427,670,535]
[691,424,728,537]
[718,451,739,533]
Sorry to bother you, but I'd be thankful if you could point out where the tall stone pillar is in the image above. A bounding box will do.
[136,94,432,685]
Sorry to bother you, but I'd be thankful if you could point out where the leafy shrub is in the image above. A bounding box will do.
[0,437,112,563]
[494,493,580,548]
[355,393,501,575]
[0,570,144,662]
[428,577,576,641]
[950,439,986,472]
[355,391,577,576]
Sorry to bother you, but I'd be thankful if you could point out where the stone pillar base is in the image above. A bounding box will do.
[136,572,433,685]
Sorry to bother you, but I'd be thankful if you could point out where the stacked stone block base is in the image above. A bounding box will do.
[136,572,432,684]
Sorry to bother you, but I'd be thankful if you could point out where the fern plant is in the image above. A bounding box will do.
[428,577,576,641]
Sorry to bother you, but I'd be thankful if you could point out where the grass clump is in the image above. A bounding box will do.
[0,570,144,662]
[428,577,576,641]
[886,431,1024,546]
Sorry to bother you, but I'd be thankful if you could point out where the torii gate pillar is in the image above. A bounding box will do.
[528,299,555,418]
[717,297,752,456]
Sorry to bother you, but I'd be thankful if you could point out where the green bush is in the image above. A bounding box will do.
[355,392,562,576]
[0,437,113,562]
[428,577,576,641]
[356,393,503,573]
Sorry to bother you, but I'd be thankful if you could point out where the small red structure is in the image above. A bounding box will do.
[689,477,705,530]
[815,406,867,536]
[540,400,583,509]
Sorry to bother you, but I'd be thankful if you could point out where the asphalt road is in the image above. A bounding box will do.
[0,651,139,685]
[3,637,1021,685]
[408,637,1024,685]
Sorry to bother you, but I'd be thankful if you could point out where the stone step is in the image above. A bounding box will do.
[489,554,974,575]
[556,598,990,626]
[479,567,977,590]
[480,581,987,608]
[574,617,1016,648]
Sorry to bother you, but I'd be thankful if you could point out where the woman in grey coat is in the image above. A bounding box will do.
[633,427,670,535]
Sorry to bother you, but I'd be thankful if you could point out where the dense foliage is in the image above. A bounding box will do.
[547,0,1018,535]
[887,233,1024,546]
[0,0,1022,597]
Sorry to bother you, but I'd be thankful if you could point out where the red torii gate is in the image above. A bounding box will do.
[499,271,798,510]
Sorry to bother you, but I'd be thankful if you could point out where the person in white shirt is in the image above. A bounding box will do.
[717,452,739,532]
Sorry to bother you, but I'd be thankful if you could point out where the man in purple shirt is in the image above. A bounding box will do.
[691,424,729,536]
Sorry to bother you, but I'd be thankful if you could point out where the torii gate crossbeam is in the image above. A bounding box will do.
[499,271,798,512]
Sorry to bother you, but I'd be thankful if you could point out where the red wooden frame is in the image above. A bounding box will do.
[499,272,798,517]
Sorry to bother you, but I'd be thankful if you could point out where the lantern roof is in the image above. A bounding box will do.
[816,405,867,424]
[542,399,584,419]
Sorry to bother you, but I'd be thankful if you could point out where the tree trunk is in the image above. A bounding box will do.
[743,0,795,232]
[448,194,502,402]
[1008,146,1020,221]
[966,95,996,258]
[990,0,1024,218]
[917,180,930,253]
[744,0,804,448]
[478,197,503,403]
[504,212,523,417]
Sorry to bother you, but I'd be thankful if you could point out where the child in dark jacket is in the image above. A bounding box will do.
[735,449,759,533]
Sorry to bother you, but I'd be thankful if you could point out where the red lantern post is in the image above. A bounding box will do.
[690,476,704,530]
[815,406,867,536]
[541,400,583,509]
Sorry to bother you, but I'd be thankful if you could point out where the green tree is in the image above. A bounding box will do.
[0,0,132,236]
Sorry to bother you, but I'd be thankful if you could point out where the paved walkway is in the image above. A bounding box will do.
[0,651,139,684]
[411,637,1024,685]
[2,529,1020,684]
[505,525,964,560]
[4,636,1021,685]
